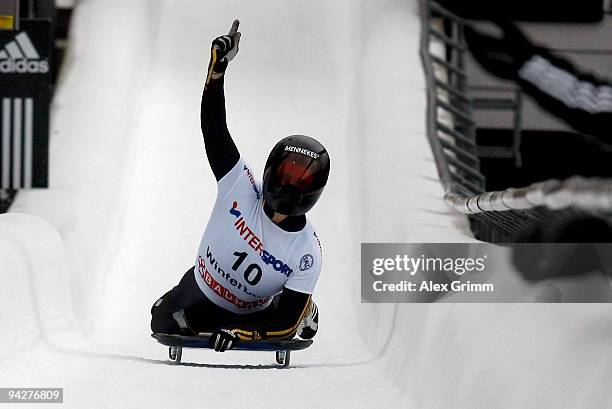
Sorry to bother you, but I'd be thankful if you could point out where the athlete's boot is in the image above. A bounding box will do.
[297,300,318,339]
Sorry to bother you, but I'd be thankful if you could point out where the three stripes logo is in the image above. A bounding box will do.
[1,97,36,188]
[0,32,49,74]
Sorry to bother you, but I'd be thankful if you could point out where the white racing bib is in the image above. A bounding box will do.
[194,158,322,314]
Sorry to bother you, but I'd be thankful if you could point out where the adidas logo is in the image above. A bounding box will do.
[0,32,49,74]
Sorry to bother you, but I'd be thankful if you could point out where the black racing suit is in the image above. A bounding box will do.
[150,78,313,340]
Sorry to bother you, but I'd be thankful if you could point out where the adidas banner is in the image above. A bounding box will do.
[0,20,52,188]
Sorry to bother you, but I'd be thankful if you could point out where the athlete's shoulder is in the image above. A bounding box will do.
[284,222,323,293]
[302,219,322,246]
[217,156,262,200]
[296,222,323,268]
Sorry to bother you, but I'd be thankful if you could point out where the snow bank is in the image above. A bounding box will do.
[0,214,75,359]
[352,4,612,409]
[11,0,160,329]
[354,0,475,356]
[8,0,610,408]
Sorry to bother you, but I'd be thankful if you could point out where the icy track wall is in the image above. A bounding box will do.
[0,214,76,360]
[354,0,475,353]
[4,0,472,360]
[10,0,160,328]
[3,1,612,407]
[6,0,472,397]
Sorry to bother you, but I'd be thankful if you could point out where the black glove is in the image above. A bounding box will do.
[206,19,241,84]
[210,328,238,352]
[463,22,536,81]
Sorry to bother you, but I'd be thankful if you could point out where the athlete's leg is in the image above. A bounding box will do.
[243,296,319,340]
[151,267,199,334]
[150,266,241,334]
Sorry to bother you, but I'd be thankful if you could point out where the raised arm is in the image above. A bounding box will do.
[201,20,242,181]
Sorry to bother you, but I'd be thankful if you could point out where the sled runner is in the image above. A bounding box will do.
[152,333,312,368]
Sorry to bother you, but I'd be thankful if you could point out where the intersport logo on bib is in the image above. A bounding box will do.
[0,32,49,74]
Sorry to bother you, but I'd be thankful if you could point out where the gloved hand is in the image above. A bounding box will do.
[463,22,536,81]
[210,328,238,352]
[206,19,241,84]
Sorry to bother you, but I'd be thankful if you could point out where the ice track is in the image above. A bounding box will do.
[3,1,612,408]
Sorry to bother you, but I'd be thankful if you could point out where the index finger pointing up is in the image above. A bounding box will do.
[228,19,240,36]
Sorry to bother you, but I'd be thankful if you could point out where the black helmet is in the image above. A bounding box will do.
[262,135,330,216]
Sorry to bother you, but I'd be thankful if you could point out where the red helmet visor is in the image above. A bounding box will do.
[268,152,319,193]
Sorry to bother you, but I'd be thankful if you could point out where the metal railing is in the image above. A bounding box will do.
[418,0,612,242]
[419,0,530,242]
[445,177,612,214]
[419,0,485,198]
[471,85,523,167]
